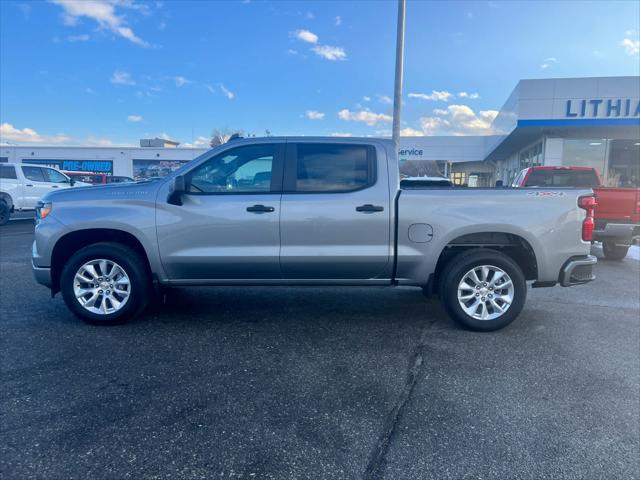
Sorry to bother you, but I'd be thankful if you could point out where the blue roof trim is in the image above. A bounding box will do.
[518,118,640,127]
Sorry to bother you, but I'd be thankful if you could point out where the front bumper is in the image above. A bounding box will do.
[32,261,52,288]
[559,255,597,286]
[593,223,638,245]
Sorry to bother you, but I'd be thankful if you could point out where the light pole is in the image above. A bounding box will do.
[392,0,406,150]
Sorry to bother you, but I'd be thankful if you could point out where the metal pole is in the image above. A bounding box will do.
[392,0,406,150]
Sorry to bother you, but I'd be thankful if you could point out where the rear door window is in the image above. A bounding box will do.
[287,143,375,193]
[0,165,17,179]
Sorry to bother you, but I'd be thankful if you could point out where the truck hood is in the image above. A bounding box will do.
[42,179,165,204]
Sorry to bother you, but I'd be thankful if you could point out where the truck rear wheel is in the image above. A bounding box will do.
[60,242,151,325]
[440,249,527,332]
[602,241,629,261]
[0,200,10,226]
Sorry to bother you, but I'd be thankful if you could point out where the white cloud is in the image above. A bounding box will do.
[378,94,392,104]
[294,29,318,44]
[205,84,216,93]
[85,87,95,94]
[335,16,342,26]
[219,83,234,99]
[127,114,143,122]
[158,132,176,141]
[620,38,640,56]
[400,127,424,137]
[458,91,480,99]
[331,132,353,137]
[181,136,210,148]
[540,57,558,69]
[306,110,325,120]
[305,11,314,20]
[312,45,347,61]
[84,136,117,147]
[175,76,192,87]
[415,104,499,136]
[408,90,453,101]
[110,70,135,85]
[0,122,71,144]
[0,123,130,146]
[363,96,371,102]
[287,48,298,55]
[338,109,392,126]
[67,33,90,42]
[50,0,150,47]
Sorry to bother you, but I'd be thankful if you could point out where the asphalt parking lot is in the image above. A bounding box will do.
[1,219,639,479]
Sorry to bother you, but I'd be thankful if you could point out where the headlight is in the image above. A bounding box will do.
[35,202,52,224]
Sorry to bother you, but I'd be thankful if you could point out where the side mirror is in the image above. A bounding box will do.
[69,178,76,186]
[168,174,187,206]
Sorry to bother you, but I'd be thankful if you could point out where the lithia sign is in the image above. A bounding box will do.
[565,98,640,118]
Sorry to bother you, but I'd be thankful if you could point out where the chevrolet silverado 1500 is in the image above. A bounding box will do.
[32,137,596,331]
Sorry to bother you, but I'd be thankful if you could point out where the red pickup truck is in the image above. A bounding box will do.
[512,166,640,260]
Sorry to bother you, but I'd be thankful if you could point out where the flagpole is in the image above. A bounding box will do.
[392,0,406,150]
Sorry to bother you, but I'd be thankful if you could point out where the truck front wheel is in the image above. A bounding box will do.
[602,241,629,261]
[440,249,527,332]
[60,242,151,325]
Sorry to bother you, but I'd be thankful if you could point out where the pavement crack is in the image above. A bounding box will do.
[362,314,439,480]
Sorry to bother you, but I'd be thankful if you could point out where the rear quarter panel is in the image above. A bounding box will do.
[396,188,592,285]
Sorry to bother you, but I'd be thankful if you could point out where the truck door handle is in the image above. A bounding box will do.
[26,184,34,187]
[356,204,384,213]
[51,185,59,188]
[246,204,275,213]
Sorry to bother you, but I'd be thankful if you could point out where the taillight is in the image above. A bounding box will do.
[578,195,597,241]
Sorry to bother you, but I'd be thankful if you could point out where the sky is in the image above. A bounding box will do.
[1,0,639,148]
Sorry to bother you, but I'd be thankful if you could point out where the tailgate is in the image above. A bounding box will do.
[593,187,640,222]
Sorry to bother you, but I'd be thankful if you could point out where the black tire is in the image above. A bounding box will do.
[0,201,10,226]
[60,242,151,325]
[602,241,629,261]
[439,249,527,332]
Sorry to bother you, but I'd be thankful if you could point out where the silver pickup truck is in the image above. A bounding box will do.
[32,137,597,331]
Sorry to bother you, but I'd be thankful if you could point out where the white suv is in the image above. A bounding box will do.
[0,163,89,225]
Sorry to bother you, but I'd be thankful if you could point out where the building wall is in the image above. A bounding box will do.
[0,146,207,179]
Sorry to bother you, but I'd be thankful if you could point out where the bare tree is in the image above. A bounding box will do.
[209,128,244,147]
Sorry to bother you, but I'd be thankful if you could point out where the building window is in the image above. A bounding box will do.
[607,139,640,187]
[518,142,543,170]
[132,159,188,180]
[450,172,466,185]
[562,139,607,176]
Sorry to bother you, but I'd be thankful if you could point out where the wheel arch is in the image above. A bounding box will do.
[430,231,539,294]
[0,191,14,209]
[50,228,153,295]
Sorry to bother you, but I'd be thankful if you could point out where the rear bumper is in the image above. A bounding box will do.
[559,255,597,287]
[32,262,52,289]
[593,223,638,245]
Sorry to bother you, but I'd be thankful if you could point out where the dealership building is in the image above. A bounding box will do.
[1,76,639,186]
